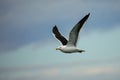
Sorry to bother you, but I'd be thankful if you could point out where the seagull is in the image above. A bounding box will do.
[52,13,90,53]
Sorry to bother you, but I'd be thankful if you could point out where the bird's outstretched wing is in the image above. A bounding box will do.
[52,25,68,45]
[67,13,90,46]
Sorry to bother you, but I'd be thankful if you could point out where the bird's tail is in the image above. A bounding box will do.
[78,50,85,53]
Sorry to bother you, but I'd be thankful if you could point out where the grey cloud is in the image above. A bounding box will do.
[0,56,119,73]
[0,0,120,53]
[0,59,120,80]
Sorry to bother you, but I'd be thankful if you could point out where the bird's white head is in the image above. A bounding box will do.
[56,46,62,50]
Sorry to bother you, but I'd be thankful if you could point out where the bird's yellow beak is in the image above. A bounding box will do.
[56,48,59,50]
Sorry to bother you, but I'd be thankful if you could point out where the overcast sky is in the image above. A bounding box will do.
[0,0,120,80]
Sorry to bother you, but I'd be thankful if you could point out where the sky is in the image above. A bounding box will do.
[0,0,120,80]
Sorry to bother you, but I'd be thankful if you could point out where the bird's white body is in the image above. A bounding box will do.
[56,46,84,53]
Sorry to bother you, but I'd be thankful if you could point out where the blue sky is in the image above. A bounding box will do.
[0,0,120,80]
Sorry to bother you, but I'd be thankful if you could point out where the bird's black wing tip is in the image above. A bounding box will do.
[87,13,90,17]
[83,13,90,20]
[53,25,57,28]
[52,25,59,34]
[53,25,58,30]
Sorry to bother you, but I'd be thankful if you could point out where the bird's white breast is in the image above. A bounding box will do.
[60,46,77,53]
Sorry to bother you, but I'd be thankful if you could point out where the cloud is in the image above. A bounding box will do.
[0,1,120,79]
[2,0,119,25]
[0,25,120,65]
[0,0,120,52]
[0,61,120,80]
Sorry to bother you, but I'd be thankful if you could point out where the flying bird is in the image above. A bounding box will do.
[52,13,90,53]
